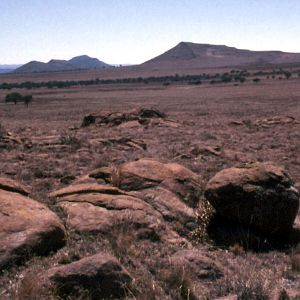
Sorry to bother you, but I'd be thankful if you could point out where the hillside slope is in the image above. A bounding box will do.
[142,42,300,70]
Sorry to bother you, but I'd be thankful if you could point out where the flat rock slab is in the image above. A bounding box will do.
[89,137,147,151]
[49,183,122,198]
[0,177,29,196]
[0,179,65,268]
[205,162,299,237]
[254,115,298,127]
[53,183,185,244]
[43,253,133,299]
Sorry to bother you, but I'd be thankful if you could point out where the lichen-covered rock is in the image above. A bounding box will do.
[205,163,299,236]
[0,178,66,267]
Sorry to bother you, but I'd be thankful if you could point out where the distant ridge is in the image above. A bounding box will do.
[8,42,300,75]
[142,42,300,70]
[15,55,111,73]
[0,64,22,74]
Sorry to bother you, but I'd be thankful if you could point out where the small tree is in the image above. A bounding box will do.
[5,92,22,104]
[4,92,33,107]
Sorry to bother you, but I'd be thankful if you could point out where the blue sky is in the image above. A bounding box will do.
[1,0,300,64]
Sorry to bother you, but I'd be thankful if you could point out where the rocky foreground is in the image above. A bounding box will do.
[1,109,300,299]
[1,160,300,298]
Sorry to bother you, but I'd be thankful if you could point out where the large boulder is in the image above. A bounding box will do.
[205,163,299,237]
[0,178,66,268]
[52,159,203,242]
[117,159,203,208]
[42,253,133,299]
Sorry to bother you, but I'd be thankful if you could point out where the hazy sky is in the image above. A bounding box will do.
[1,0,300,64]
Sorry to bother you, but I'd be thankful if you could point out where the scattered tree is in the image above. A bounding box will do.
[5,92,32,107]
[5,92,22,104]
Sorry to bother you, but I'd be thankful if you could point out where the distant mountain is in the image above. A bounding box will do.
[0,64,22,74]
[68,55,110,69]
[15,55,111,73]
[142,42,300,70]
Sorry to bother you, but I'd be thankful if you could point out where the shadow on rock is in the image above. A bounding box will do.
[207,215,300,252]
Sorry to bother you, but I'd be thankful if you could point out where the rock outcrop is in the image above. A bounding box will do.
[254,115,298,127]
[51,183,184,244]
[82,108,166,127]
[51,159,203,242]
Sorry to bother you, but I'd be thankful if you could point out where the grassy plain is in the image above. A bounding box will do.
[1,76,300,298]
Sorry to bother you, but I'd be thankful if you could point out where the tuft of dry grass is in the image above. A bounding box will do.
[291,244,300,272]
[217,258,280,300]
[110,165,121,188]
[15,270,46,300]
[59,131,83,150]
[229,243,245,256]
[162,267,198,300]
[0,122,6,137]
